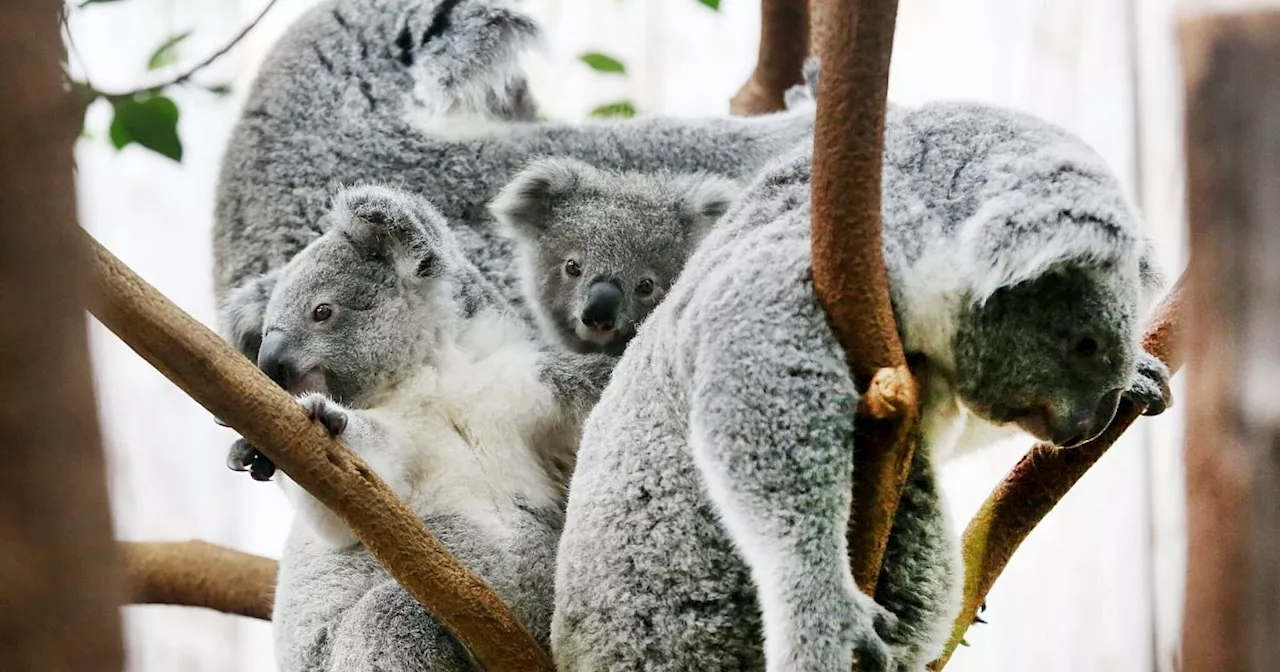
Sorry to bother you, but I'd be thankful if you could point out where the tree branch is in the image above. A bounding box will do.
[930,276,1187,669]
[730,0,810,115]
[1179,10,1280,671]
[809,0,917,599]
[120,541,277,620]
[84,233,553,672]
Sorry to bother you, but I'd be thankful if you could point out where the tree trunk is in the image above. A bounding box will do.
[1180,9,1280,672]
[0,0,125,670]
[730,0,810,115]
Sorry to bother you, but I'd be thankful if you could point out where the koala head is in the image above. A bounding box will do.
[223,185,499,406]
[491,157,741,356]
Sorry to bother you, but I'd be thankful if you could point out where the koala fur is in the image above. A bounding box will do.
[553,93,1172,671]
[233,184,613,671]
[490,157,741,356]
[213,0,816,363]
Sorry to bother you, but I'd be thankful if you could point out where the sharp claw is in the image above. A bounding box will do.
[974,615,987,625]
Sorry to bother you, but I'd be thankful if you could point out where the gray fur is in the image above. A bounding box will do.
[213,0,816,362]
[554,93,1171,671]
[490,157,741,356]
[231,185,613,671]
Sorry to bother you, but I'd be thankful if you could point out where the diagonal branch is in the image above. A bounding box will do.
[809,0,917,598]
[930,276,1187,669]
[84,233,553,672]
[730,0,810,115]
[121,541,277,620]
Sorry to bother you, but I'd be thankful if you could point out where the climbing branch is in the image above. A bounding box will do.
[930,277,1187,669]
[85,234,553,672]
[121,541,277,621]
[730,0,810,115]
[1179,10,1280,671]
[809,0,918,598]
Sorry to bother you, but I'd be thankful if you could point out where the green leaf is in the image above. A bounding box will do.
[147,30,192,70]
[108,94,183,162]
[579,52,626,75]
[589,100,637,118]
[697,0,721,10]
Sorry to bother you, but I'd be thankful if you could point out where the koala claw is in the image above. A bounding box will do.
[849,594,898,672]
[1126,353,1172,417]
[300,393,348,436]
[227,438,276,482]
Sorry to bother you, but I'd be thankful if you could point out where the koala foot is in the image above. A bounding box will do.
[299,393,348,436]
[227,439,276,482]
[847,592,899,672]
[1126,353,1172,416]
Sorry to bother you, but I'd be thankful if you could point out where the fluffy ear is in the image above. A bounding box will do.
[330,184,450,279]
[489,157,597,239]
[220,269,280,361]
[677,174,742,239]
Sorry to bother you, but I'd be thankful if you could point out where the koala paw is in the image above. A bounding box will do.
[1126,353,1172,416]
[299,393,348,436]
[847,592,898,672]
[226,439,276,482]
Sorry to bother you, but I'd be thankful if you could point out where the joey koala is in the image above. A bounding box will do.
[553,65,1172,672]
[490,157,741,356]
[228,184,613,671]
[214,0,816,363]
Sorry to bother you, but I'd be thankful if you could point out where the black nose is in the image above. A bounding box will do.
[581,281,622,332]
[256,331,299,389]
[1051,390,1122,448]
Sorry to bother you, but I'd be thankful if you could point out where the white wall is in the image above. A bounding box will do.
[69,0,1191,669]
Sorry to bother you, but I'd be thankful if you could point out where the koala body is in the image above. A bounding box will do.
[215,0,815,363]
[553,99,1170,672]
[237,184,612,670]
[490,158,741,356]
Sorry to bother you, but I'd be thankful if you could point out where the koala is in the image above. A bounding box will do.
[228,184,613,670]
[214,0,816,364]
[489,157,742,356]
[553,92,1172,671]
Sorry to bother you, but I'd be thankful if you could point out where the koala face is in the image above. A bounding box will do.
[252,185,492,406]
[951,265,1141,447]
[492,157,740,356]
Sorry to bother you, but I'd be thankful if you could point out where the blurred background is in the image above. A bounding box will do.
[69,0,1191,669]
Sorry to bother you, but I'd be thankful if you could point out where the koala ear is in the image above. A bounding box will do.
[331,185,449,279]
[220,269,280,361]
[490,157,597,239]
[678,174,742,238]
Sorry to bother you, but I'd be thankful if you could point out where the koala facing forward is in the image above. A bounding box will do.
[490,158,741,356]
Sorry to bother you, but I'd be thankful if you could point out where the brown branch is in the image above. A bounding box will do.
[121,541,277,620]
[1179,10,1280,671]
[809,0,915,599]
[730,0,810,115]
[0,0,125,668]
[930,276,1187,669]
[84,234,553,672]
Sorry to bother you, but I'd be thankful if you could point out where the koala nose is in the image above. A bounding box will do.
[1049,390,1122,448]
[256,331,300,390]
[580,281,622,332]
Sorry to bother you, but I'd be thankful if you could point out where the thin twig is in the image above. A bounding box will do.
[121,541,277,620]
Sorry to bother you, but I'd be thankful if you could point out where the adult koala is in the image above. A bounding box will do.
[553,96,1171,670]
[214,0,816,362]
[230,184,613,670]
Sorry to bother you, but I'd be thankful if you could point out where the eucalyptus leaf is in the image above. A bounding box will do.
[589,100,637,118]
[109,94,183,162]
[148,30,192,70]
[579,52,626,75]
[698,0,721,10]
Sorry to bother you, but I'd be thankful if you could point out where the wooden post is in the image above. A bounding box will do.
[1180,9,1280,671]
[0,0,125,669]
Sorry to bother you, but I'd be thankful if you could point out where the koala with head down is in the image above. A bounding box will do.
[490,157,741,356]
[552,66,1172,672]
[230,184,612,671]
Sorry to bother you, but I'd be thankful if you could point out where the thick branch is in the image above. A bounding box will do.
[930,277,1187,669]
[85,235,552,672]
[0,1,125,670]
[121,541,277,620]
[1179,10,1280,671]
[809,0,915,597]
[730,0,809,115]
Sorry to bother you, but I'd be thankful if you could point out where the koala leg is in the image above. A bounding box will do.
[326,580,476,672]
[873,447,962,672]
[683,242,896,672]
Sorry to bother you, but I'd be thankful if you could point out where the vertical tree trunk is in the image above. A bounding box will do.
[730,0,810,115]
[0,1,125,670]
[1180,9,1280,672]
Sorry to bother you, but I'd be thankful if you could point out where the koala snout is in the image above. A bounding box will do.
[257,331,302,390]
[580,280,623,332]
[1040,389,1124,448]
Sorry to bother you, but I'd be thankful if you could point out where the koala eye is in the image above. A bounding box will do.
[312,303,334,323]
[635,279,655,296]
[1074,337,1100,356]
[564,259,583,278]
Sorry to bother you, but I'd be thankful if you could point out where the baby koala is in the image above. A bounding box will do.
[490,157,741,356]
[227,184,613,671]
